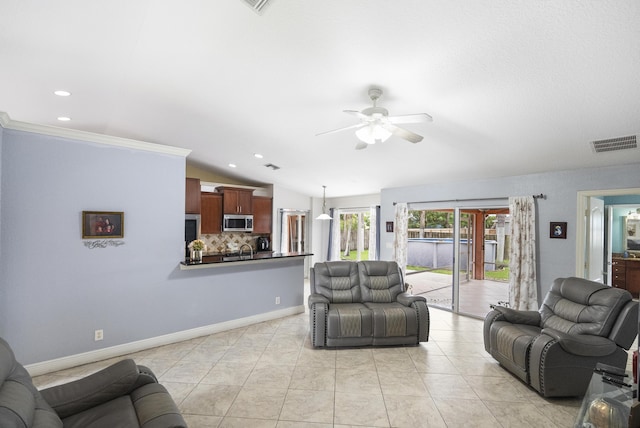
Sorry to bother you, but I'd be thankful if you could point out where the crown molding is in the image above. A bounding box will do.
[0,111,191,158]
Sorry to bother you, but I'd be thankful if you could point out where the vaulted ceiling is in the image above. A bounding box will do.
[1,1,638,197]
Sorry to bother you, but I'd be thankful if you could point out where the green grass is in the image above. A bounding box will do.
[341,249,369,260]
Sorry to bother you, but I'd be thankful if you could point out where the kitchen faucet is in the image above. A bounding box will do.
[239,243,253,259]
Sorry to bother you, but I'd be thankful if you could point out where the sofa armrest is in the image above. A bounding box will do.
[308,293,330,309]
[396,292,426,307]
[541,328,617,357]
[493,306,540,326]
[40,359,156,419]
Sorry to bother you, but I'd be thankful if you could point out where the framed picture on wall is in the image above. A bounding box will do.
[82,211,124,239]
[549,221,567,239]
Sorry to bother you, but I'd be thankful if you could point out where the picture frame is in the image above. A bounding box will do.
[550,221,567,239]
[82,211,124,239]
[386,221,394,233]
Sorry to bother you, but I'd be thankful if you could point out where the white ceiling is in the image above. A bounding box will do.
[1,0,639,198]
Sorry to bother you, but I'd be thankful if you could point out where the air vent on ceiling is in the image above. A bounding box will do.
[265,163,280,170]
[243,0,270,14]
[591,135,637,153]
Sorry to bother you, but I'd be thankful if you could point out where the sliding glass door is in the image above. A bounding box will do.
[406,205,509,318]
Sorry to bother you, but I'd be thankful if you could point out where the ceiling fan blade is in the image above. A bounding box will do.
[343,110,371,121]
[316,122,365,137]
[355,142,368,150]
[388,113,433,124]
[382,123,424,143]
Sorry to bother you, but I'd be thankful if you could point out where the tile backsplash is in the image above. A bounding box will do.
[199,232,261,254]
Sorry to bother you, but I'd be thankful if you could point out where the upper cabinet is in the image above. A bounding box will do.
[216,187,253,214]
[252,196,272,234]
[185,178,201,214]
[201,192,223,234]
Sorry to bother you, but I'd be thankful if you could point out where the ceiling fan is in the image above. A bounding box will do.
[317,88,433,150]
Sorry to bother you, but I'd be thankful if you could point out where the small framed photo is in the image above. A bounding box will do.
[82,211,124,239]
[550,222,567,239]
[386,221,394,233]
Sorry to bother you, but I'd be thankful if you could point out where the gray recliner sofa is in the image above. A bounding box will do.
[308,260,430,347]
[484,277,638,397]
[0,337,187,428]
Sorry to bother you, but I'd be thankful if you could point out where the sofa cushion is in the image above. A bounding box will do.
[358,261,404,303]
[60,395,138,428]
[365,302,419,337]
[313,262,361,303]
[540,277,631,337]
[327,303,373,339]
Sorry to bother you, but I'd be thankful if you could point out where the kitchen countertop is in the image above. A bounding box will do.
[180,251,312,270]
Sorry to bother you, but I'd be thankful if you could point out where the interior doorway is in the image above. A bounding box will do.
[279,209,310,275]
[576,188,640,283]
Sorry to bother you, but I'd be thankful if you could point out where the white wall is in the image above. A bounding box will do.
[379,163,640,300]
[0,125,305,365]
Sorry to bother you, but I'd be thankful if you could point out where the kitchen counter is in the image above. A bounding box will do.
[180,251,312,270]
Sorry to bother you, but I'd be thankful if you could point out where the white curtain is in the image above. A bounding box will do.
[393,203,409,276]
[330,209,341,260]
[368,205,377,260]
[280,213,289,253]
[508,196,538,310]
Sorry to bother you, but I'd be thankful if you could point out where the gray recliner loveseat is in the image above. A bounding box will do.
[0,336,187,428]
[308,260,430,347]
[484,277,638,397]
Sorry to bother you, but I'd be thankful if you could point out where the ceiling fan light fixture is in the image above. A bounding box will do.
[355,123,392,145]
[316,185,332,220]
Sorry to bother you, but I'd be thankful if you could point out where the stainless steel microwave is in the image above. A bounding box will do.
[223,214,253,232]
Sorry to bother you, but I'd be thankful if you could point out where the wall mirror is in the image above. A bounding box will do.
[624,211,640,254]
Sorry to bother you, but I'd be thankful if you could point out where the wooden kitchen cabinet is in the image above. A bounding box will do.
[216,187,253,214]
[252,196,272,234]
[201,192,222,234]
[185,178,201,214]
[611,258,640,298]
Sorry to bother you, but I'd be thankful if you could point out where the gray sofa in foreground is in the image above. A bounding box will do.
[0,337,187,428]
[484,277,638,397]
[308,260,430,347]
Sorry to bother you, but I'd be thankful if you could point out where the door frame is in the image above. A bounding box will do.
[575,187,640,278]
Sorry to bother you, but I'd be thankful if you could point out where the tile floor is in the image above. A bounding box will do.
[407,271,510,319]
[31,306,598,428]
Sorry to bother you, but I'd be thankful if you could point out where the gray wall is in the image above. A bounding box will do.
[379,163,640,300]
[0,127,303,365]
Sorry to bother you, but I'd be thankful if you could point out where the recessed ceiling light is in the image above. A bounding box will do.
[228,163,237,168]
[54,90,71,97]
[57,116,71,121]
[254,153,263,159]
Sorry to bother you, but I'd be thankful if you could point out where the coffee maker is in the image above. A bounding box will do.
[256,236,270,252]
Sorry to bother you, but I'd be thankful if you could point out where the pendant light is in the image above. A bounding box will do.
[316,185,332,220]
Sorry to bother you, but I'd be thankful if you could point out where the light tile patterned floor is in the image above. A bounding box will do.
[32,306,594,428]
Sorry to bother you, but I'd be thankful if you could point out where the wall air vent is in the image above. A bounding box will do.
[265,163,280,170]
[242,0,270,14]
[591,135,637,153]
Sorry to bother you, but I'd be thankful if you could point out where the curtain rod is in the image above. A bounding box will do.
[393,194,546,206]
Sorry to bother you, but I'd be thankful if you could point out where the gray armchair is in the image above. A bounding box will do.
[484,277,638,397]
[0,337,187,428]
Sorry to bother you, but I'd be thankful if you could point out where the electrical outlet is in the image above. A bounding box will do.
[94,329,104,341]
[275,296,280,305]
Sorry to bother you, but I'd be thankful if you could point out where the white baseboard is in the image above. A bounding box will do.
[26,305,305,376]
